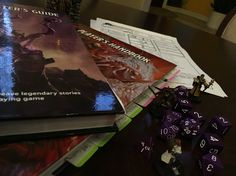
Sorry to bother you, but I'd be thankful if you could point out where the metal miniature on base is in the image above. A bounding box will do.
[189,74,214,102]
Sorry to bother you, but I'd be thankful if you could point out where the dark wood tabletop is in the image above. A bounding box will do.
[1,0,236,176]
[65,1,236,176]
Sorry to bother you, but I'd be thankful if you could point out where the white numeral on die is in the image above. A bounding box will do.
[200,139,206,148]
[211,155,217,162]
[194,112,202,119]
[209,148,219,154]
[219,117,228,124]
[212,123,218,129]
[207,164,214,172]
[210,136,219,142]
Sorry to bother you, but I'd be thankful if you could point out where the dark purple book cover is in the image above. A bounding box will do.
[0,3,124,120]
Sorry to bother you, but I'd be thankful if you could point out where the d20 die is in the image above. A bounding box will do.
[159,123,179,140]
[180,118,200,138]
[199,153,223,176]
[174,85,189,98]
[162,110,182,125]
[208,116,232,136]
[187,111,206,125]
[174,98,192,114]
[199,133,223,154]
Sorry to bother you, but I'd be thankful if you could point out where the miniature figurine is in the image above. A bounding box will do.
[147,87,177,119]
[189,74,214,101]
[161,138,182,175]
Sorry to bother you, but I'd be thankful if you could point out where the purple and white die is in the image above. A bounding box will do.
[208,116,232,136]
[174,85,189,98]
[137,137,154,160]
[159,123,179,140]
[199,153,223,176]
[174,98,193,114]
[180,118,200,138]
[199,133,224,154]
[162,110,182,125]
[187,111,206,125]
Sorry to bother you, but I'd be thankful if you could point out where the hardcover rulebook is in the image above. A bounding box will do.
[50,24,176,175]
[76,24,176,107]
[0,135,88,176]
[0,3,124,141]
[0,3,176,174]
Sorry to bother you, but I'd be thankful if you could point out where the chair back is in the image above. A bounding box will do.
[216,7,236,44]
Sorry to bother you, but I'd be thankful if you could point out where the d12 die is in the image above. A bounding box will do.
[174,86,189,98]
[199,133,223,154]
[208,116,232,136]
[174,98,193,114]
[180,118,200,138]
[162,110,182,125]
[199,153,223,176]
[159,123,179,140]
[187,111,206,125]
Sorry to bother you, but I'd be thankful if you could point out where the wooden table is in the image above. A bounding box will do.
[69,1,236,176]
[1,0,236,175]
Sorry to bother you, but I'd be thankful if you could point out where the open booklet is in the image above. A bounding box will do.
[90,18,227,98]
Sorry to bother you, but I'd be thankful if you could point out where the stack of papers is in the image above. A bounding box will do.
[90,18,227,98]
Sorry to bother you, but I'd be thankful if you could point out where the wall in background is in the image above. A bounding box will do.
[183,0,213,17]
[104,0,152,12]
[163,0,213,21]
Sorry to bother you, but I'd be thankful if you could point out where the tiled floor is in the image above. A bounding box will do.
[149,6,217,34]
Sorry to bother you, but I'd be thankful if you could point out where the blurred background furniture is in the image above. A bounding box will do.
[216,7,236,44]
[104,0,152,12]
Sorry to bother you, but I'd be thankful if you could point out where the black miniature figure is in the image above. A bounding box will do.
[147,87,177,119]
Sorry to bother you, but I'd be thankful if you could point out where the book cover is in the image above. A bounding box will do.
[0,18,176,176]
[0,4,124,140]
[0,135,87,176]
[76,24,176,107]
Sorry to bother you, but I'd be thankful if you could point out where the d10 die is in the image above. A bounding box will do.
[199,133,223,154]
[187,111,206,125]
[162,110,182,125]
[174,98,193,114]
[159,123,179,140]
[199,153,223,176]
[180,118,200,138]
[174,86,189,98]
[208,116,232,136]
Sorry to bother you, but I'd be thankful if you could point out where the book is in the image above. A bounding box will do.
[0,15,176,175]
[76,23,176,107]
[0,3,124,141]
[63,24,176,164]
[0,135,88,176]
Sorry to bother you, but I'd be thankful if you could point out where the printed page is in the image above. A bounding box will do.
[90,18,227,98]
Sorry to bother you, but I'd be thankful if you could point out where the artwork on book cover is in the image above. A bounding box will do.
[0,3,125,139]
[76,24,176,106]
[0,135,87,176]
[0,3,175,175]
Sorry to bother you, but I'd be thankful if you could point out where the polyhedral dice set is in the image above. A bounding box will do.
[147,85,232,176]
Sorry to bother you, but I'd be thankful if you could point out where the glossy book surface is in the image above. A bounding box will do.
[76,24,176,106]
[0,4,124,120]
